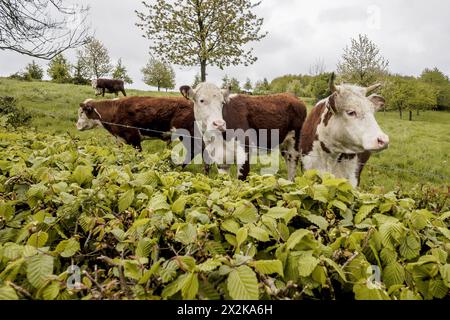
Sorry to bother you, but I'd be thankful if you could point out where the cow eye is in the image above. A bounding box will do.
[200,99,205,103]
[346,111,357,117]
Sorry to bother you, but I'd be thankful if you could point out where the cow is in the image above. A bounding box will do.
[180,83,308,181]
[76,97,204,169]
[300,73,389,187]
[92,79,127,97]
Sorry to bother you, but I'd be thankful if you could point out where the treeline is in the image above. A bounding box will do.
[7,38,177,92]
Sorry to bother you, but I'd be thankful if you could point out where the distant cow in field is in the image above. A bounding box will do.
[76,97,203,168]
[300,73,389,187]
[92,79,127,97]
[180,83,308,180]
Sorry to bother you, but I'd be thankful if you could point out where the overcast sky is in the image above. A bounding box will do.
[0,0,449,90]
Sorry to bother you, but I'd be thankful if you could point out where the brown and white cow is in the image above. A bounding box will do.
[76,97,201,165]
[92,79,127,97]
[180,83,307,181]
[300,74,389,187]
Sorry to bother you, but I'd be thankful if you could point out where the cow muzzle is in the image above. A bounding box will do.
[212,119,226,132]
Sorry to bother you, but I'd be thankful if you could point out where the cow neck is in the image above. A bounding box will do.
[93,102,116,123]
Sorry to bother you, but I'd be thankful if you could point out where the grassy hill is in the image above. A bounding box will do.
[0,77,449,191]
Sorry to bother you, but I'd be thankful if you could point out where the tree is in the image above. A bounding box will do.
[420,68,450,110]
[310,73,333,101]
[221,75,230,89]
[136,0,267,81]
[79,38,113,79]
[142,59,176,91]
[229,78,241,93]
[287,80,302,97]
[253,77,271,95]
[112,58,133,84]
[47,54,71,83]
[381,76,437,120]
[243,78,253,92]
[0,0,89,59]
[192,74,201,88]
[309,58,326,76]
[24,61,44,80]
[337,34,389,86]
[72,52,90,85]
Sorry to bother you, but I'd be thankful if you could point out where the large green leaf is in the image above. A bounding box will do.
[298,255,320,277]
[233,202,258,224]
[26,253,54,288]
[253,260,283,276]
[0,285,18,300]
[286,229,310,250]
[118,189,135,212]
[227,265,259,300]
[55,238,80,258]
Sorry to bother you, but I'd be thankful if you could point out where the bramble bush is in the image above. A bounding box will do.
[0,128,449,300]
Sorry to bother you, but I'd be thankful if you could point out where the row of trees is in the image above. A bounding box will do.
[9,37,177,91]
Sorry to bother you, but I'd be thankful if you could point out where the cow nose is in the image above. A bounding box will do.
[377,135,389,149]
[213,120,226,132]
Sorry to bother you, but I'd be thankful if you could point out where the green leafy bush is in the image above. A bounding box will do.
[0,129,448,300]
[0,96,32,128]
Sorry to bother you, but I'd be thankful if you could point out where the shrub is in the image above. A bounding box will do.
[0,96,32,128]
[0,129,448,300]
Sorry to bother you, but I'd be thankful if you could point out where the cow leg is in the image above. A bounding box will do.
[115,91,118,97]
[102,88,105,97]
[122,90,127,97]
[123,129,142,152]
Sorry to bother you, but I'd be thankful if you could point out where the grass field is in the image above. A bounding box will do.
[1,77,449,191]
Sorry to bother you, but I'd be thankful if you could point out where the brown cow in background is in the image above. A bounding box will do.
[92,79,127,97]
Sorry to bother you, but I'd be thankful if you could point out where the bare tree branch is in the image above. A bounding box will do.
[0,0,91,60]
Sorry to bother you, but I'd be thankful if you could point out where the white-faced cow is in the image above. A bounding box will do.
[180,83,307,181]
[300,73,389,187]
[92,79,127,97]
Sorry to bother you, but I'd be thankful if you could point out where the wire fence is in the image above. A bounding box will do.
[21,109,450,183]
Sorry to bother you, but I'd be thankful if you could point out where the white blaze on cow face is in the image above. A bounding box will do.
[319,84,389,154]
[76,99,102,131]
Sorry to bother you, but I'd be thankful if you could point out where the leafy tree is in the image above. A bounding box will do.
[72,52,90,85]
[337,34,389,86]
[310,73,332,101]
[229,78,241,93]
[243,78,253,92]
[136,0,267,81]
[287,80,302,97]
[112,58,133,84]
[253,77,271,95]
[47,54,71,83]
[420,68,450,110]
[24,61,44,80]
[192,74,201,88]
[0,0,89,59]
[221,75,230,89]
[142,59,176,91]
[79,38,113,79]
[382,76,437,120]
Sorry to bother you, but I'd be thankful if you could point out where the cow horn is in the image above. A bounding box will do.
[366,83,382,95]
[329,73,338,93]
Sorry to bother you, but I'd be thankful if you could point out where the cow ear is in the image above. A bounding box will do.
[180,86,194,100]
[369,94,385,111]
[222,86,231,103]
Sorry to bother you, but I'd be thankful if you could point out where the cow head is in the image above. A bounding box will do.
[180,83,229,133]
[91,79,98,89]
[318,74,389,154]
[76,99,102,131]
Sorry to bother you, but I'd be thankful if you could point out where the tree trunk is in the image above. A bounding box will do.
[157,85,160,92]
[409,110,413,121]
[200,60,207,82]
[399,107,403,119]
